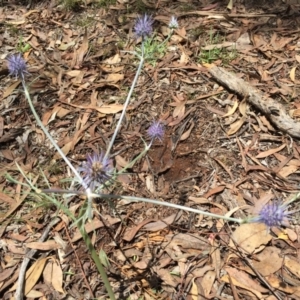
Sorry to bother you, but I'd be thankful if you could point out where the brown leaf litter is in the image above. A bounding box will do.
[2,0,300,299]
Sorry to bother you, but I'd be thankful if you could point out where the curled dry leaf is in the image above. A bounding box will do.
[227,116,247,135]
[222,100,239,117]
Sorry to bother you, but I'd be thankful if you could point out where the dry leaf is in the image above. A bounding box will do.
[146,174,155,194]
[51,260,65,294]
[173,102,186,119]
[104,54,121,64]
[25,258,48,295]
[285,228,297,242]
[115,155,129,168]
[106,73,124,83]
[292,108,300,117]
[225,267,268,293]
[295,54,300,63]
[58,41,76,51]
[71,217,120,242]
[53,140,73,159]
[290,66,297,82]
[190,278,198,300]
[222,100,239,117]
[203,185,225,198]
[143,212,182,231]
[239,99,247,116]
[267,274,295,293]
[285,256,300,277]
[26,290,44,298]
[252,247,283,276]
[222,267,268,298]
[227,0,233,9]
[6,19,26,25]
[256,144,286,158]
[56,107,71,118]
[0,266,16,282]
[278,165,298,178]
[123,219,154,242]
[26,240,61,251]
[43,261,53,286]
[66,70,82,77]
[73,29,88,66]
[2,81,21,100]
[179,50,189,65]
[229,223,272,254]
[180,121,195,141]
[201,270,215,297]
[227,116,246,135]
[8,257,49,294]
[156,268,180,288]
[98,104,129,114]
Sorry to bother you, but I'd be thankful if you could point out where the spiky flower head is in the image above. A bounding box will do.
[78,152,113,191]
[7,53,29,79]
[169,16,179,29]
[147,120,164,142]
[251,200,292,228]
[134,14,153,40]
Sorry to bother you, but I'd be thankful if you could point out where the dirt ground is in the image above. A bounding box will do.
[2,0,300,299]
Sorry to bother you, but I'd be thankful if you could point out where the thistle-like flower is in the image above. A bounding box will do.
[169,16,179,29]
[251,200,292,228]
[134,14,153,40]
[7,53,29,80]
[78,152,113,191]
[147,120,164,142]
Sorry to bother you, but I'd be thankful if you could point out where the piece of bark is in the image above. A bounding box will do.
[206,64,300,139]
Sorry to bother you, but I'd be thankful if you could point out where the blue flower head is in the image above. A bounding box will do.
[169,16,179,29]
[78,152,113,191]
[147,120,164,142]
[134,14,153,40]
[7,53,29,79]
[251,200,292,228]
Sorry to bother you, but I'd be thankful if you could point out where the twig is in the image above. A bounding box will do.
[63,222,95,298]
[206,64,300,139]
[15,217,60,300]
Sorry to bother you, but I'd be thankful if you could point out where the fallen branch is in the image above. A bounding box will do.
[206,64,300,139]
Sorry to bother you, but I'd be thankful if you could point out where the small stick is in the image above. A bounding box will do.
[63,222,95,298]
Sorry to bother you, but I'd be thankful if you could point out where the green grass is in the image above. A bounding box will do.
[61,0,82,10]
[199,30,237,64]
[179,3,196,12]
[94,0,116,8]
[125,0,154,14]
[136,35,167,66]
[16,36,31,53]
[75,13,96,28]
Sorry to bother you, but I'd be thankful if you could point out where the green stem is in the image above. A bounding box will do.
[21,80,90,193]
[21,79,93,219]
[33,188,115,298]
[78,220,116,300]
[105,45,145,160]
[283,191,300,207]
[41,188,243,224]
